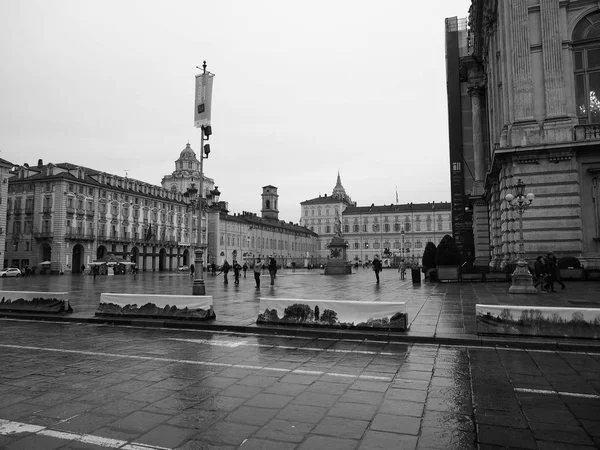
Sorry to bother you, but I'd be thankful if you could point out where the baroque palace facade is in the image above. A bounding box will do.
[2,145,316,272]
[300,174,452,264]
[446,1,600,270]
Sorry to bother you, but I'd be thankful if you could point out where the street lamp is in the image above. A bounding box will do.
[505,179,536,294]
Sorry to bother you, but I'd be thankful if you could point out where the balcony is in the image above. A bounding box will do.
[25,207,34,215]
[13,208,22,216]
[65,231,95,241]
[43,207,53,214]
[66,206,75,215]
[76,208,85,216]
[574,124,600,141]
[86,210,95,217]
[33,232,54,240]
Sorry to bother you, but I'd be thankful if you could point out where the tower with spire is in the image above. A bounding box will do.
[331,171,352,203]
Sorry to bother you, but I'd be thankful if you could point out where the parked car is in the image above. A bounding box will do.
[178,265,190,272]
[0,268,22,277]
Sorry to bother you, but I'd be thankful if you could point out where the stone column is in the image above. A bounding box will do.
[468,83,487,196]
[510,0,534,120]
[540,0,565,117]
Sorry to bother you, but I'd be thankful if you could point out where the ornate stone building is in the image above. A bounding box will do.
[300,173,355,260]
[446,1,600,270]
[161,143,215,197]
[0,158,13,270]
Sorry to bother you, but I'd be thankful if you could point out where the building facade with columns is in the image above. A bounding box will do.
[446,1,600,270]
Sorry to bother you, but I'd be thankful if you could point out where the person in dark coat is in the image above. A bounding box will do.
[221,260,231,284]
[545,251,565,290]
[242,263,248,278]
[268,257,277,286]
[253,258,263,288]
[533,256,546,293]
[372,255,383,283]
[233,260,241,285]
[544,253,557,292]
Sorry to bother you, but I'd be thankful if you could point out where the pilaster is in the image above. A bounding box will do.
[540,0,565,118]
[510,0,534,120]
[468,83,487,196]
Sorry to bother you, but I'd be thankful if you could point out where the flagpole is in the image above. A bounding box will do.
[193,61,207,296]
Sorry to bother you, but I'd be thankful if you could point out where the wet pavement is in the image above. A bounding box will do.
[1,268,599,350]
[0,321,599,449]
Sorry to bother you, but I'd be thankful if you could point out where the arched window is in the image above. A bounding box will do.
[266,200,270,209]
[574,11,600,124]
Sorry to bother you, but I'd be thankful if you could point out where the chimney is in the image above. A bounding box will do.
[38,159,43,168]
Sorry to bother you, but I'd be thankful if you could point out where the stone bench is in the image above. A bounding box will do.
[0,291,72,314]
[257,297,408,331]
[476,304,600,339]
[96,293,215,320]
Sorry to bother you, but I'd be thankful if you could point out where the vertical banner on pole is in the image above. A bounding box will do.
[194,73,214,128]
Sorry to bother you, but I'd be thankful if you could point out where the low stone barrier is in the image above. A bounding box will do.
[476,304,600,339]
[257,298,408,331]
[96,293,215,320]
[0,291,72,314]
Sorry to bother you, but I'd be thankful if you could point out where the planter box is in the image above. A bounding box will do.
[437,266,460,282]
[558,268,585,281]
[0,291,72,314]
[257,297,408,331]
[96,293,215,320]
[477,304,600,339]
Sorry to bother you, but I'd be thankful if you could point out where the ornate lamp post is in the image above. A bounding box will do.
[505,179,536,294]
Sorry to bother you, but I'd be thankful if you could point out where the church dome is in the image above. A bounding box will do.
[179,143,196,158]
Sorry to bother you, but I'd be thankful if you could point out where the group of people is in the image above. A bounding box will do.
[204,257,278,288]
[532,251,566,292]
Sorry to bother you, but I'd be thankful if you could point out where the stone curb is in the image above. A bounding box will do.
[1,312,599,352]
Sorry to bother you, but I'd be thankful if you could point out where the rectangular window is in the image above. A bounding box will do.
[344,225,349,233]
[326,226,331,233]
[353,224,359,232]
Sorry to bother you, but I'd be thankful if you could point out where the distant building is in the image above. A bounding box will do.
[446,2,600,270]
[342,202,452,265]
[300,173,354,260]
[0,157,14,269]
[300,174,452,264]
[161,142,215,197]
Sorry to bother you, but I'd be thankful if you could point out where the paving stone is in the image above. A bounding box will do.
[328,402,379,421]
[349,380,390,393]
[255,418,314,443]
[53,411,116,434]
[358,430,418,450]
[137,423,198,448]
[417,426,477,449]
[338,390,385,405]
[385,387,428,403]
[219,384,263,399]
[166,408,227,430]
[107,410,170,434]
[477,424,538,449]
[237,375,281,388]
[298,435,359,450]
[276,404,328,424]
[292,391,340,408]
[193,421,259,446]
[312,416,370,440]
[4,434,65,450]
[370,413,421,435]
[245,393,294,409]
[233,438,297,450]
[528,421,595,446]
[225,405,278,426]
[378,399,425,417]
[306,381,349,395]
[474,408,529,429]
[195,395,247,412]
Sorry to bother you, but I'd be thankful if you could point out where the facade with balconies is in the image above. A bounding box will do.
[4,160,202,273]
[446,1,600,271]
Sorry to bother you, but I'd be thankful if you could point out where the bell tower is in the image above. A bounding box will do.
[261,185,279,220]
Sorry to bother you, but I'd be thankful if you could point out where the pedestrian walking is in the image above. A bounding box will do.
[546,251,565,290]
[242,263,248,278]
[190,263,195,278]
[233,260,241,285]
[268,257,277,286]
[544,253,557,292]
[533,256,547,293]
[221,260,231,284]
[253,258,263,288]
[398,259,406,280]
[372,255,383,283]
[92,265,98,280]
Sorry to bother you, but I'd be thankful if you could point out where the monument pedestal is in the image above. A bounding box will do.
[324,235,352,275]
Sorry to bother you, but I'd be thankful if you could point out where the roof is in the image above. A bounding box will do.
[222,212,317,237]
[343,202,451,215]
[301,195,353,206]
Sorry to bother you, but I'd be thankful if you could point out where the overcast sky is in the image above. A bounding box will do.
[1,0,471,223]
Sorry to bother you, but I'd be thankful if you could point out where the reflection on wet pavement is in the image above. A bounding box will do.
[0,321,598,449]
